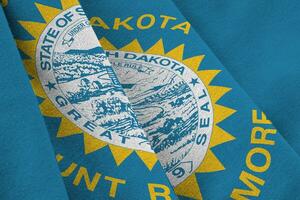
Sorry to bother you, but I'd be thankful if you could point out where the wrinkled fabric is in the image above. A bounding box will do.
[0,7,68,200]
[173,0,300,155]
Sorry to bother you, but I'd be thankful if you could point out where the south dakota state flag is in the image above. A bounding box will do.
[1,0,300,199]
[80,0,300,199]
[3,0,177,199]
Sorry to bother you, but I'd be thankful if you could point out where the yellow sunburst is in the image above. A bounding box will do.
[99,37,236,199]
[15,0,236,198]
[15,0,158,171]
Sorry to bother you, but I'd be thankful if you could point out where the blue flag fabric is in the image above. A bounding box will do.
[0,6,68,200]
[80,0,300,199]
[173,0,300,155]
[1,0,300,199]
[3,0,177,199]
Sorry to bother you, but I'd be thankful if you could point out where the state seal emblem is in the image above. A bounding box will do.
[17,0,158,171]
[100,38,236,198]
[35,5,151,152]
[107,50,213,186]
[16,0,237,198]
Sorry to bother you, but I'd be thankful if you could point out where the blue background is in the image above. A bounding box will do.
[0,7,68,200]
[173,0,300,155]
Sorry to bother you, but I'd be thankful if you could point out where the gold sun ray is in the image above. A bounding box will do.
[197,70,221,86]
[109,145,134,166]
[99,37,117,50]
[214,105,236,124]
[61,0,80,10]
[83,133,107,154]
[196,150,225,173]
[39,98,62,117]
[165,44,185,61]
[57,118,82,138]
[35,3,62,23]
[15,40,37,58]
[208,86,232,104]
[174,175,203,200]
[30,78,47,98]
[23,60,37,78]
[18,21,46,39]
[120,39,143,52]
[182,55,205,70]
[145,39,165,55]
[136,150,159,171]
[209,126,235,148]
